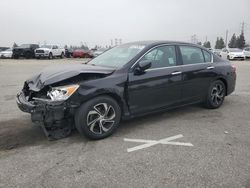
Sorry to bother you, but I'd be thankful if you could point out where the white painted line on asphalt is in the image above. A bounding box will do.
[124,134,193,152]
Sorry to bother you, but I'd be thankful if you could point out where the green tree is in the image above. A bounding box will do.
[236,32,245,49]
[219,37,225,48]
[12,42,18,48]
[215,37,225,49]
[228,33,237,48]
[203,41,211,48]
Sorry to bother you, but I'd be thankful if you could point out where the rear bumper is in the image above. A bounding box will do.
[227,72,236,95]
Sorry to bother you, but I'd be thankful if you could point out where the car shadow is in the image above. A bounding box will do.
[0,101,230,151]
[0,117,85,152]
[118,104,203,134]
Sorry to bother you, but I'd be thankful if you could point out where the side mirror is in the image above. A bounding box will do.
[134,60,152,75]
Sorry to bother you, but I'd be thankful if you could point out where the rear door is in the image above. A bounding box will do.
[52,45,59,56]
[127,45,183,115]
[178,45,215,102]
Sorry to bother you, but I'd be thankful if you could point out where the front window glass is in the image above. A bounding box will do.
[140,45,177,68]
[89,44,145,68]
[180,46,205,65]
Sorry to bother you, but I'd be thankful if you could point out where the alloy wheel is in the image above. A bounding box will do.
[210,83,225,106]
[87,103,116,134]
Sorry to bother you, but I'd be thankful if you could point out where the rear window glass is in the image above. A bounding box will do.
[203,50,211,62]
[179,46,205,65]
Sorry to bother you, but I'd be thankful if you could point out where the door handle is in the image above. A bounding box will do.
[206,66,214,70]
[171,71,182,75]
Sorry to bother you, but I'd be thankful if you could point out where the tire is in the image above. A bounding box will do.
[60,52,64,58]
[204,80,226,109]
[48,53,53,60]
[75,96,121,140]
[25,52,32,59]
[13,54,19,59]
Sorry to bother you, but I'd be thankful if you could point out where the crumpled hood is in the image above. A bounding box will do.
[25,64,115,91]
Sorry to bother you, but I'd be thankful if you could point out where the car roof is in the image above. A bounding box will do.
[123,40,210,52]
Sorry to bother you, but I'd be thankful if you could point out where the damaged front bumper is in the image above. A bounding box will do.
[16,91,79,140]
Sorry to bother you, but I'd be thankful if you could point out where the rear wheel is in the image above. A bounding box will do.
[204,80,226,109]
[75,96,121,139]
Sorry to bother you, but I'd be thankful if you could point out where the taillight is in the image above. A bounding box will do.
[231,65,236,73]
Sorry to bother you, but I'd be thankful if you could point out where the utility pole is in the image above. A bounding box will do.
[240,21,245,34]
[225,30,228,48]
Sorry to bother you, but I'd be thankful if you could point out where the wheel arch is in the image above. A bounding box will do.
[79,91,128,117]
[217,77,228,96]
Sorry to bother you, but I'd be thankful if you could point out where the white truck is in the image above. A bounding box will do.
[35,45,65,59]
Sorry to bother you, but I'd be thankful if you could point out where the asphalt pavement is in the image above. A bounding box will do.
[0,58,249,188]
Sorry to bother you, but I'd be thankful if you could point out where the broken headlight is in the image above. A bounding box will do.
[47,84,79,101]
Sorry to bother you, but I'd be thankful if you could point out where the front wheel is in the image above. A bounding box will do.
[48,53,53,60]
[75,96,121,139]
[204,80,226,109]
[60,52,64,58]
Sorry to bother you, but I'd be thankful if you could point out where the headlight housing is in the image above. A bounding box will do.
[47,84,79,101]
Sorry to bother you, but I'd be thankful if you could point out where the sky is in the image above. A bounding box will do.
[1,0,250,48]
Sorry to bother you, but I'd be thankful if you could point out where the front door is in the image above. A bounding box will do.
[127,45,183,115]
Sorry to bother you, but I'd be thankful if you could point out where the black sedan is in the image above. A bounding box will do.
[16,41,236,140]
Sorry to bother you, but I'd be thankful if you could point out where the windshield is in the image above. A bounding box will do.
[96,48,107,52]
[88,44,145,68]
[19,44,31,48]
[229,48,242,52]
[41,45,52,48]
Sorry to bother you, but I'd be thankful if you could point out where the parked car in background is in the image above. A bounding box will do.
[93,48,108,57]
[243,47,250,58]
[0,47,9,52]
[65,48,74,58]
[16,41,236,140]
[213,49,222,56]
[13,44,39,59]
[73,49,93,58]
[0,48,13,58]
[35,45,65,59]
[220,48,245,60]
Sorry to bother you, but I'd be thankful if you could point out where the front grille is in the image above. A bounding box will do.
[36,50,44,53]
